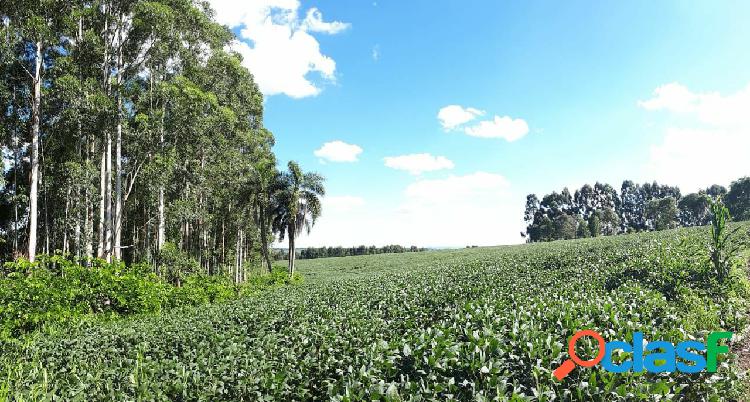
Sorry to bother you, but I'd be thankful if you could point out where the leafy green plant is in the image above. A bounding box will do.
[157,242,200,286]
[709,197,743,283]
[1,224,747,400]
[0,256,302,345]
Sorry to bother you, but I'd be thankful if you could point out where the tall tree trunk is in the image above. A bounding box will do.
[63,186,71,254]
[13,131,19,255]
[157,113,165,251]
[238,229,244,283]
[98,147,106,257]
[42,157,49,254]
[259,202,272,273]
[235,229,240,284]
[27,41,42,262]
[85,141,94,259]
[74,200,81,259]
[113,43,123,261]
[98,5,109,260]
[287,224,295,275]
[104,129,112,262]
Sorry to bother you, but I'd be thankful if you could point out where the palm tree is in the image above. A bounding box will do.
[249,155,280,273]
[272,161,325,275]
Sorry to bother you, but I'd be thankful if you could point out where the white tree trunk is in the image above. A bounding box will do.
[105,129,112,262]
[114,44,123,261]
[63,186,70,254]
[157,117,165,250]
[98,5,109,260]
[27,41,42,262]
[85,141,94,259]
[98,147,105,257]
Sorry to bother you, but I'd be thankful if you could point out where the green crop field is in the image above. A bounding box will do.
[2,224,749,401]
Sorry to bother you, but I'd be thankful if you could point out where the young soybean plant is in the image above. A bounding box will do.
[709,197,742,283]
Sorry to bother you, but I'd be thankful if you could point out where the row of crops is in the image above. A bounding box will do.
[1,224,749,400]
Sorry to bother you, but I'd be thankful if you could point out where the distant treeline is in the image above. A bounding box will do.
[523,176,750,242]
[273,245,427,260]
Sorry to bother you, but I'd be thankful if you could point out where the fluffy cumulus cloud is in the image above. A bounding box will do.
[208,0,349,98]
[289,172,524,248]
[463,116,529,141]
[437,105,485,130]
[401,172,509,209]
[639,82,750,191]
[383,153,454,175]
[393,172,520,246]
[314,140,363,162]
[438,105,529,141]
[638,83,700,113]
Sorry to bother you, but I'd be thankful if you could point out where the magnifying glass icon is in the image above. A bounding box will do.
[553,329,605,380]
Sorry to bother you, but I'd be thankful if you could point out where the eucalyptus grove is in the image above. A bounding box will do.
[524,178,749,242]
[0,1,314,279]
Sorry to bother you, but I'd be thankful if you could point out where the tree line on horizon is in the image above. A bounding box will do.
[0,1,324,278]
[523,177,750,242]
[274,244,427,261]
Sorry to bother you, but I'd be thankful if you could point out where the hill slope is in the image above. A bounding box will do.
[2,224,749,400]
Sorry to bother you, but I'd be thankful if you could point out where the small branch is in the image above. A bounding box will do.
[123,159,145,203]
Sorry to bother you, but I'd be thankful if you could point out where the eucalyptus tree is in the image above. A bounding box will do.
[0,0,277,279]
[645,197,679,231]
[1,0,71,260]
[272,161,325,275]
[726,177,750,221]
[677,193,711,227]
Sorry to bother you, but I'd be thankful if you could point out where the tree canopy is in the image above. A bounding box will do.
[0,1,325,280]
[523,178,749,242]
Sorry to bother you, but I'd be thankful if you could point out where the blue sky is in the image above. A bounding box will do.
[208,0,750,247]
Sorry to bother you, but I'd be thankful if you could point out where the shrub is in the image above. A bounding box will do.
[157,242,200,286]
[0,257,301,344]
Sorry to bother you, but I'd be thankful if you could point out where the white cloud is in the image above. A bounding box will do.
[394,172,519,246]
[437,105,485,130]
[401,172,510,208]
[208,0,349,98]
[383,153,454,175]
[371,44,380,61]
[640,82,750,191]
[302,8,350,34]
[324,195,365,212]
[438,105,530,142]
[638,82,699,113]
[314,140,363,162]
[289,172,525,248]
[463,116,530,141]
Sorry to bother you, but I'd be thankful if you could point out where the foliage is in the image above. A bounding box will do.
[0,257,300,344]
[726,177,750,222]
[272,161,326,275]
[156,242,200,286]
[708,198,744,283]
[1,224,748,400]
[646,196,679,231]
[296,244,427,260]
[525,178,749,242]
[677,193,711,227]
[0,0,285,278]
